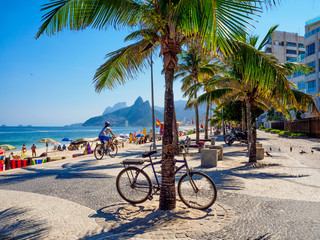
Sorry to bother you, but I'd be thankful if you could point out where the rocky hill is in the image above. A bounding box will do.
[102,102,126,115]
[83,97,164,127]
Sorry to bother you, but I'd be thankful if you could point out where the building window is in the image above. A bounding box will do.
[298,51,305,55]
[298,43,304,48]
[286,49,297,54]
[265,48,272,53]
[307,61,316,75]
[307,80,316,93]
[293,71,304,78]
[286,42,297,47]
[286,57,295,62]
[297,81,306,90]
[279,41,284,46]
[306,43,315,56]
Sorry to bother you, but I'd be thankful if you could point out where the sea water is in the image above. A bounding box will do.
[0,126,152,152]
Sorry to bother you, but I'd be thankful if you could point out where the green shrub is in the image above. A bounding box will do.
[291,132,307,137]
[270,129,281,133]
[279,131,285,135]
[265,128,272,132]
[259,126,266,130]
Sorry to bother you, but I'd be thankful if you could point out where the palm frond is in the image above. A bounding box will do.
[36,0,142,38]
[93,39,158,92]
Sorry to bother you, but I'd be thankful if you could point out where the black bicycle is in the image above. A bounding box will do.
[116,144,217,210]
[94,137,118,160]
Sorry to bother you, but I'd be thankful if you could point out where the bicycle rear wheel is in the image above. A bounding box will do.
[94,144,104,160]
[108,143,118,158]
[116,167,152,204]
[178,171,217,210]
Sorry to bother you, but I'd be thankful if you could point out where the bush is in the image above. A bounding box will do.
[270,129,281,133]
[259,126,266,130]
[265,128,272,132]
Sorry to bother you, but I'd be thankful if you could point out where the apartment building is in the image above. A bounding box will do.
[304,16,320,110]
[265,31,305,63]
[265,23,320,113]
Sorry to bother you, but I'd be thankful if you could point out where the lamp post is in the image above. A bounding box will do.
[150,55,156,152]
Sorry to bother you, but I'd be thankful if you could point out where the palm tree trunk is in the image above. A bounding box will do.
[246,98,257,162]
[194,81,200,144]
[159,35,180,210]
[242,104,246,131]
[204,101,209,139]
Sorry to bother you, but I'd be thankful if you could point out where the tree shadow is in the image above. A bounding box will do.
[82,201,214,239]
[0,158,122,186]
[193,161,310,191]
[0,207,50,239]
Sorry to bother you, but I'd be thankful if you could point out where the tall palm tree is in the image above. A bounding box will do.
[195,26,319,162]
[177,41,211,143]
[36,0,281,210]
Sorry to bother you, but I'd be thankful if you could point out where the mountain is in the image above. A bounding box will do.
[102,102,127,115]
[153,100,207,123]
[83,97,164,127]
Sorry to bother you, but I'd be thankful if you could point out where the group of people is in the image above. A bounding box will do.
[21,144,37,158]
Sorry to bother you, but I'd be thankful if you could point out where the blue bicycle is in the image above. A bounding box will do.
[116,145,217,210]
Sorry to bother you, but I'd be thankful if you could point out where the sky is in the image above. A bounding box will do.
[1,0,320,126]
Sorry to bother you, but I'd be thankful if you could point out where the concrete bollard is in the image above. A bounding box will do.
[256,143,263,148]
[209,145,223,160]
[201,149,218,168]
[211,138,216,145]
[5,157,10,170]
[256,147,264,160]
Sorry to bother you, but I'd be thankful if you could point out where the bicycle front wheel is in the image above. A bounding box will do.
[108,143,118,158]
[116,167,152,204]
[94,144,104,160]
[178,172,217,210]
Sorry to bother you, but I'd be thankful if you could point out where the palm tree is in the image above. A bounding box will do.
[195,26,319,162]
[177,41,211,143]
[36,0,281,210]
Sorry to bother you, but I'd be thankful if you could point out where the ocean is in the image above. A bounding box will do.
[0,126,153,152]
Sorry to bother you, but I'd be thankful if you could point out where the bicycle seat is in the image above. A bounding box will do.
[122,159,146,165]
[142,150,157,158]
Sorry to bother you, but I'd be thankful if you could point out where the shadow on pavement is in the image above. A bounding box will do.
[0,159,121,186]
[0,207,49,240]
[82,201,214,239]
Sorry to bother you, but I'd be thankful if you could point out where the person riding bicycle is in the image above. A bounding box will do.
[99,121,116,151]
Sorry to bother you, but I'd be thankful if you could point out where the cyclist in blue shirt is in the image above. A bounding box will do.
[99,121,116,151]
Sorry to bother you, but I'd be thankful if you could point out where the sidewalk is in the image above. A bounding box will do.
[0,131,319,239]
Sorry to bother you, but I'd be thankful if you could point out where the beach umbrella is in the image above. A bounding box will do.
[0,149,5,154]
[135,133,145,138]
[119,134,130,139]
[61,137,73,142]
[0,144,17,151]
[37,138,57,155]
[37,138,57,144]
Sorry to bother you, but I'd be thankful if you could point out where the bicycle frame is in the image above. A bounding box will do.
[122,150,192,198]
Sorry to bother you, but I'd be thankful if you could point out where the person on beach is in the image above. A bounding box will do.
[31,144,36,157]
[22,144,27,153]
[99,121,116,151]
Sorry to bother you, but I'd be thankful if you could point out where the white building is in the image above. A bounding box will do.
[265,23,320,113]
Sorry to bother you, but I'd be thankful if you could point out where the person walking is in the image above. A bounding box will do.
[31,144,36,158]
